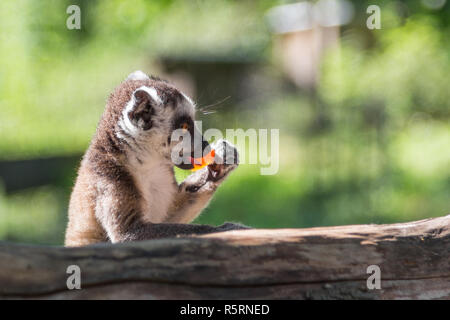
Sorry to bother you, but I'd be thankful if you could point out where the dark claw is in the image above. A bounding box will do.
[186,185,200,193]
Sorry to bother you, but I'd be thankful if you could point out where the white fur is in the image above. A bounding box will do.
[135,86,162,105]
[118,86,162,137]
[127,154,176,223]
[181,92,195,108]
[126,70,149,81]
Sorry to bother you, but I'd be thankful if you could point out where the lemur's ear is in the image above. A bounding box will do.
[127,87,160,131]
[126,70,149,81]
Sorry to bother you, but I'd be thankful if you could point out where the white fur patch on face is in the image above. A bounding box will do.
[181,92,195,108]
[136,86,162,105]
[126,70,149,81]
[118,86,162,137]
[179,91,196,119]
[119,99,139,137]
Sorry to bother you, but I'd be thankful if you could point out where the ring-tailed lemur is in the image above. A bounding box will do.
[65,70,247,247]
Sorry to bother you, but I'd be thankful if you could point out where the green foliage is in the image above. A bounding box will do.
[0,1,448,244]
[0,186,67,244]
[320,17,450,120]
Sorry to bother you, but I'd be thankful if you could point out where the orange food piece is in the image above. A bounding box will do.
[191,149,215,171]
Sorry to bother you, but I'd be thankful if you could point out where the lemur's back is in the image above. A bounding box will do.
[66,160,107,246]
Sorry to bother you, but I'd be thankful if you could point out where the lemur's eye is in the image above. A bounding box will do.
[180,122,189,131]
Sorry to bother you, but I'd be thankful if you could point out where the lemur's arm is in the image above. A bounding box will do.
[94,146,245,243]
[165,139,239,223]
[95,179,246,242]
[165,163,235,223]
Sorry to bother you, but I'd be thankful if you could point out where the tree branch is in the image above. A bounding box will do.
[0,214,449,299]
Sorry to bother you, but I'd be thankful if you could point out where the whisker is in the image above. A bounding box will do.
[198,96,231,111]
[201,110,217,115]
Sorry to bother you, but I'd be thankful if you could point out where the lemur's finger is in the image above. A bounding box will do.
[211,139,239,166]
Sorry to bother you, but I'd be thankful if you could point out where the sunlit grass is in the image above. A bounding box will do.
[0,186,67,244]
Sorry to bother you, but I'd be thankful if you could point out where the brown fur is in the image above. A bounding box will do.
[65,73,247,247]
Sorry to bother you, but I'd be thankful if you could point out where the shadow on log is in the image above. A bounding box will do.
[0,215,449,299]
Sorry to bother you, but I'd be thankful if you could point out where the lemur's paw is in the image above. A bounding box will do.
[181,140,239,193]
[208,139,239,182]
[182,167,209,192]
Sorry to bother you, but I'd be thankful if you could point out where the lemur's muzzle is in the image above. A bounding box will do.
[174,128,213,170]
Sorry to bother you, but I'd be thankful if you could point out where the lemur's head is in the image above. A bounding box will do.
[103,70,210,169]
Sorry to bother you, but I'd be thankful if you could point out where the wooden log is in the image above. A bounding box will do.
[0,214,449,299]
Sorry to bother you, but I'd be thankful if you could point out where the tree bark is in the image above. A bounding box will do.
[0,215,449,299]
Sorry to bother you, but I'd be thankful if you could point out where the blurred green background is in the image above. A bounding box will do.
[0,0,448,245]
